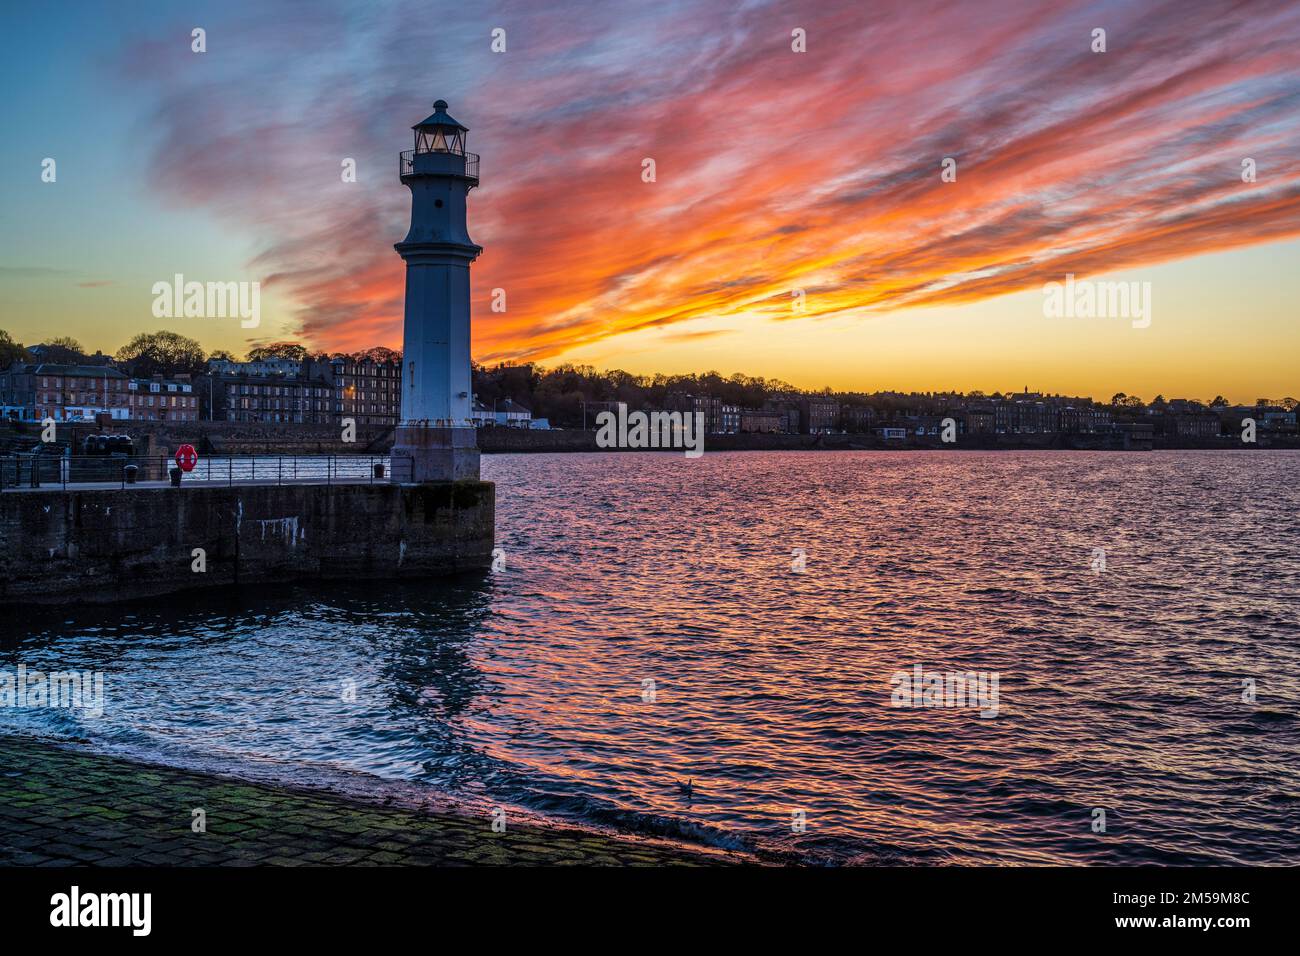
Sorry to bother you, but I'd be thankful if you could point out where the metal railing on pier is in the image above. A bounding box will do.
[0,455,394,492]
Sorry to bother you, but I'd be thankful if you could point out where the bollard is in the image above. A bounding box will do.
[169,466,182,488]
[124,464,138,485]
[374,462,385,480]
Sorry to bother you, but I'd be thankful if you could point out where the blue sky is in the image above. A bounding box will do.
[3,0,1298,401]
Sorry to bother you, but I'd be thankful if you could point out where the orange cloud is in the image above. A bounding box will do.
[130,0,1300,363]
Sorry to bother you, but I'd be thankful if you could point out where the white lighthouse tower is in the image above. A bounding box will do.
[391,100,482,483]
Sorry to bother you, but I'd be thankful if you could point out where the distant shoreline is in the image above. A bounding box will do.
[476,430,1300,455]
[8,419,1296,458]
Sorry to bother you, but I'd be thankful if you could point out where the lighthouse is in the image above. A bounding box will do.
[391,100,483,483]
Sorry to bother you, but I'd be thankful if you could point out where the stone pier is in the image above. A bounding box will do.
[0,480,494,605]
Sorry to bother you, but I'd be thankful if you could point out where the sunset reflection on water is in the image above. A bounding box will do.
[3,451,1298,864]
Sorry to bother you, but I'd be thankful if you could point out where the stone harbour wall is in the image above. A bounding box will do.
[0,480,495,605]
[132,421,395,456]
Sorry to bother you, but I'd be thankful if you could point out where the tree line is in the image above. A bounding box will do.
[0,330,399,379]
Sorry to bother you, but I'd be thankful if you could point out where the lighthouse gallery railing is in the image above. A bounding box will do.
[399,149,479,183]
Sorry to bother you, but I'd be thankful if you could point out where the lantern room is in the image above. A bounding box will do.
[412,100,468,154]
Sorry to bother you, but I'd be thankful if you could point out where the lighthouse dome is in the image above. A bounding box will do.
[413,100,469,133]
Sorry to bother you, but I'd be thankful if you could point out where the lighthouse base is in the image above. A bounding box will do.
[391,424,481,483]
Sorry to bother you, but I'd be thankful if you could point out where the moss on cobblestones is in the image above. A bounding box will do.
[0,735,731,866]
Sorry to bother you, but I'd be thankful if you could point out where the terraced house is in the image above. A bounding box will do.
[8,364,129,420]
[326,355,401,427]
[211,369,334,424]
[125,375,200,421]
[0,364,199,421]
[204,356,401,426]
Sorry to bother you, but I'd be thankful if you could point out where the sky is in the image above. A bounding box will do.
[1,0,1298,403]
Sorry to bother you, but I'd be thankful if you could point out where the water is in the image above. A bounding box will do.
[3,451,1298,864]
[185,456,391,483]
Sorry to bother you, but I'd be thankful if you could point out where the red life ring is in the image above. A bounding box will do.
[175,444,199,472]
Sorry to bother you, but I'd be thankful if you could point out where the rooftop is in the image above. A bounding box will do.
[30,364,127,378]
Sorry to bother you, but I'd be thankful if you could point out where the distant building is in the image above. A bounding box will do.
[495,398,532,426]
[212,370,333,424]
[208,357,303,377]
[993,401,1013,434]
[1168,414,1221,438]
[720,404,740,435]
[201,356,402,426]
[0,362,37,420]
[984,390,1110,435]
[321,356,401,427]
[124,374,200,421]
[841,404,875,433]
[470,396,534,428]
[905,414,950,437]
[0,364,200,422]
[1213,405,1297,435]
[1260,408,1297,433]
[962,408,995,434]
[203,356,401,426]
[17,364,131,422]
[798,397,839,434]
[1118,422,1155,450]
[1058,404,1110,434]
[762,399,800,434]
[739,408,786,433]
[1002,398,1055,434]
[666,393,724,434]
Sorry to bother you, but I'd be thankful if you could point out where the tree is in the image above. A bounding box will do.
[246,342,308,362]
[353,346,401,363]
[1209,395,1229,408]
[207,349,240,363]
[0,329,28,368]
[1110,392,1127,406]
[115,330,206,377]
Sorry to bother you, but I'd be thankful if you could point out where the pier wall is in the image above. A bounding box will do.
[0,480,494,605]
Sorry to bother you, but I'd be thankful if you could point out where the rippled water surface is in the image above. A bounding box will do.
[4,451,1299,864]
